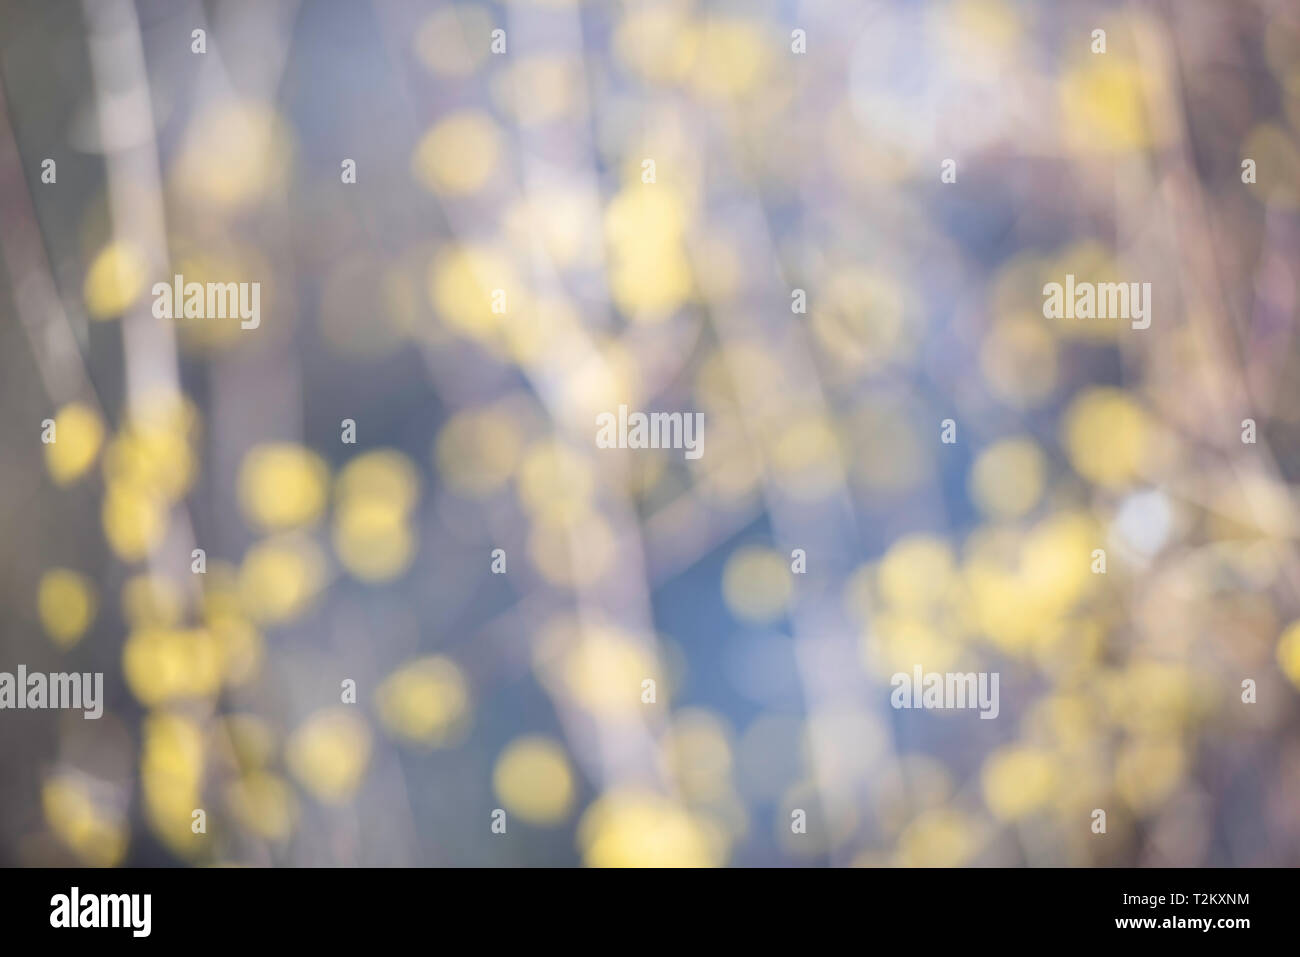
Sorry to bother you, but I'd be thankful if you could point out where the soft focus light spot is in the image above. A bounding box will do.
[428,244,518,343]
[896,809,981,866]
[879,536,958,610]
[101,482,167,562]
[768,414,845,500]
[502,296,583,365]
[38,569,96,649]
[1115,737,1185,812]
[333,500,415,582]
[238,535,326,625]
[615,7,698,82]
[42,776,127,867]
[414,5,492,77]
[84,241,149,319]
[505,190,602,272]
[335,449,420,512]
[210,614,264,687]
[552,340,643,428]
[697,416,764,502]
[528,515,616,587]
[286,709,371,805]
[44,403,104,484]
[722,547,792,623]
[493,736,576,825]
[1062,388,1149,488]
[936,0,1019,58]
[1276,620,1300,690]
[495,56,581,126]
[1060,55,1153,153]
[535,618,660,718]
[578,790,722,867]
[436,410,521,499]
[982,746,1056,820]
[376,656,471,747]
[122,575,184,630]
[965,511,1098,654]
[237,444,329,531]
[332,451,421,580]
[225,771,297,841]
[1111,488,1173,559]
[219,714,277,770]
[969,437,1046,519]
[691,19,769,99]
[663,710,734,803]
[812,271,912,375]
[864,612,962,677]
[517,441,594,525]
[122,628,223,705]
[174,101,293,209]
[141,713,207,855]
[604,184,692,320]
[1105,661,1197,735]
[412,111,501,195]
[102,421,195,503]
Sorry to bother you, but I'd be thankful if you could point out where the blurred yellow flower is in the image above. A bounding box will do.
[43,402,104,485]
[691,19,769,99]
[896,808,982,867]
[428,244,518,344]
[578,790,723,867]
[140,713,207,856]
[101,482,168,562]
[879,535,958,610]
[969,437,1046,519]
[237,444,330,531]
[335,450,420,512]
[122,628,223,705]
[122,575,185,630]
[42,776,127,867]
[376,656,471,748]
[333,499,415,582]
[1060,54,1154,153]
[517,441,594,525]
[1062,388,1150,488]
[1115,737,1185,812]
[226,771,297,841]
[84,241,149,319]
[286,709,371,804]
[615,6,698,83]
[493,736,576,825]
[1275,620,1300,690]
[412,111,500,195]
[534,618,661,718]
[982,746,1057,820]
[37,569,97,649]
[102,422,195,502]
[238,535,327,625]
[173,101,293,210]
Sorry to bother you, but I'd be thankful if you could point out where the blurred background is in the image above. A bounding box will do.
[2,0,1300,867]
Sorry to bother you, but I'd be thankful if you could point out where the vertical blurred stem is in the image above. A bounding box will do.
[0,82,100,412]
